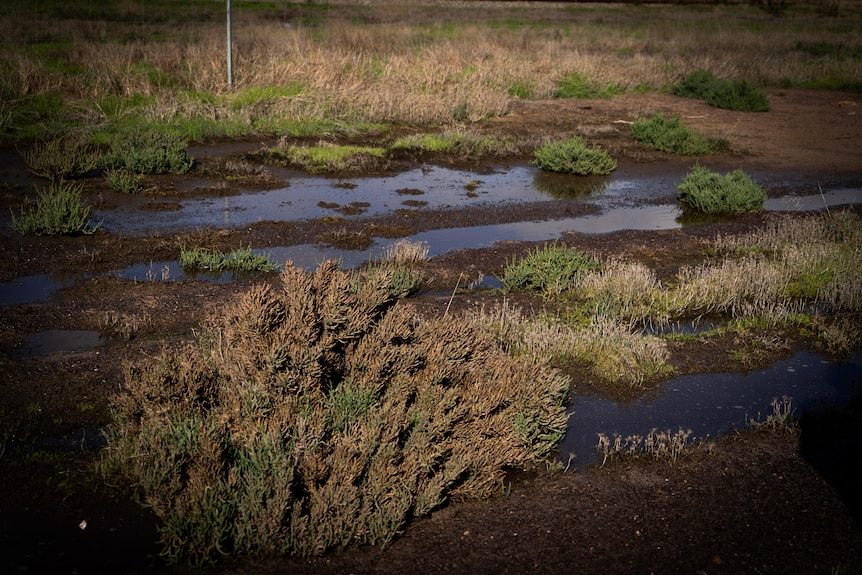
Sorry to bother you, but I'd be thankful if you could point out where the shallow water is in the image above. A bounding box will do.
[11,329,104,357]
[558,350,862,468]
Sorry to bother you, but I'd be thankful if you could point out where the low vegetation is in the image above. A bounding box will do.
[103,167,142,194]
[23,134,100,181]
[103,130,193,175]
[533,137,617,176]
[631,114,729,156]
[677,165,766,214]
[249,141,388,174]
[672,70,770,113]
[492,210,861,385]
[10,181,101,236]
[103,261,569,565]
[179,245,278,273]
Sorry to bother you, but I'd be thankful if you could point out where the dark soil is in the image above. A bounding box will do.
[2,88,862,574]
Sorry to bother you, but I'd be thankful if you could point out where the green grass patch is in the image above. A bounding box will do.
[179,245,278,273]
[631,113,729,156]
[677,165,766,214]
[252,143,387,174]
[11,181,101,236]
[501,243,601,294]
[229,84,305,110]
[533,137,617,175]
[390,131,518,158]
[553,72,623,99]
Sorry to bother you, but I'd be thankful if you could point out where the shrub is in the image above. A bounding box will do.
[705,79,770,112]
[677,165,766,214]
[630,114,729,156]
[104,167,142,194]
[672,70,719,100]
[11,181,101,236]
[103,262,569,565]
[501,243,601,294]
[103,129,193,174]
[672,71,770,112]
[533,137,617,175]
[24,135,100,181]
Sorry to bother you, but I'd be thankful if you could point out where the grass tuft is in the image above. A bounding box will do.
[179,246,278,273]
[501,243,601,294]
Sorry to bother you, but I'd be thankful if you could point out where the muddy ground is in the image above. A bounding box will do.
[1,89,862,574]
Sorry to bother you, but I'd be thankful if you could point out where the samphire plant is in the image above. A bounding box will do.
[677,165,766,214]
[533,137,617,175]
[501,243,601,294]
[10,181,101,236]
[103,129,193,175]
[23,134,100,181]
[179,245,278,273]
[631,114,729,156]
[103,261,569,565]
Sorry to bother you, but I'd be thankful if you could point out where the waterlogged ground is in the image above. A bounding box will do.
[1,89,862,574]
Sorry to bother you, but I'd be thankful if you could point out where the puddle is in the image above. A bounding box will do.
[0,273,87,306]
[558,350,862,468]
[11,329,104,357]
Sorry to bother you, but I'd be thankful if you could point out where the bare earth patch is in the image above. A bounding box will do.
[1,88,861,574]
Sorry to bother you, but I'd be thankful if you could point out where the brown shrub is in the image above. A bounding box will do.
[105,261,569,565]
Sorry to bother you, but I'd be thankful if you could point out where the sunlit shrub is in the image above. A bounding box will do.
[677,165,766,214]
[501,243,601,294]
[179,245,278,273]
[533,137,617,176]
[104,262,569,565]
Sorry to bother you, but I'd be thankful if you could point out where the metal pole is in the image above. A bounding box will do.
[227,0,233,90]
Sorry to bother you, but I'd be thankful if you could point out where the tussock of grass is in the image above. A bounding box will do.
[381,239,429,266]
[597,427,694,466]
[468,300,672,388]
[103,129,193,175]
[104,262,569,565]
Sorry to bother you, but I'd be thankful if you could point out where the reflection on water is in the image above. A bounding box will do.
[558,351,862,468]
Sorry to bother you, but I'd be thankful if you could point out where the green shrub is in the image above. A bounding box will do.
[705,79,770,112]
[103,262,569,565]
[501,243,601,294]
[11,181,101,236]
[533,137,617,175]
[24,135,100,181]
[677,165,766,214]
[672,71,770,112]
[103,129,193,174]
[672,70,720,100]
[179,245,277,273]
[630,114,729,156]
[104,167,142,194]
